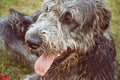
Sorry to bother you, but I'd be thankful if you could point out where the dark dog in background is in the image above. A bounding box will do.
[0,8,41,69]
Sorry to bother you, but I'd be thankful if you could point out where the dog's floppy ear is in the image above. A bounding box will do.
[10,8,26,18]
[59,11,73,24]
[9,8,33,25]
[9,8,33,39]
[94,4,112,30]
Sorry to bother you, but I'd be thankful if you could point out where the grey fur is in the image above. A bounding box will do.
[25,0,118,80]
[0,8,42,70]
[0,0,118,80]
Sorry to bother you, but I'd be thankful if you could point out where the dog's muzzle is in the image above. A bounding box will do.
[25,32,75,76]
[25,34,42,49]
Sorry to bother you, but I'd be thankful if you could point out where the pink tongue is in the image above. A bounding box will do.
[34,54,56,76]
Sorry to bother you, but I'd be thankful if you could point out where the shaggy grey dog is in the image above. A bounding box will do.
[0,0,118,80]
[25,0,118,80]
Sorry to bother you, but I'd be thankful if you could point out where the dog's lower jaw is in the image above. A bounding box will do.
[42,52,79,80]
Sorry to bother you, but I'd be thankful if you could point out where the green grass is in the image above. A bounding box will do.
[0,0,120,79]
[0,0,41,79]
[0,0,42,16]
[106,0,120,72]
[0,48,31,79]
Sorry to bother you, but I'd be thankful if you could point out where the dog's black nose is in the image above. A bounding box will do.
[26,34,42,49]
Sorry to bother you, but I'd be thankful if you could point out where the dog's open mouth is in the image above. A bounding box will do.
[25,34,74,76]
[34,48,74,76]
[34,53,59,76]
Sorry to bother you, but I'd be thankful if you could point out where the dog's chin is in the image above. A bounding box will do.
[29,48,42,57]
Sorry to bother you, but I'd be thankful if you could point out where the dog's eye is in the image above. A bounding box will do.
[52,9,57,13]
[45,7,48,12]
[59,11,73,24]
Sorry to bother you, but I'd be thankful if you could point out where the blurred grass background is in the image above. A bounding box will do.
[0,0,120,79]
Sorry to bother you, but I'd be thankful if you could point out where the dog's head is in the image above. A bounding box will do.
[0,8,32,41]
[25,0,112,76]
[9,8,34,39]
